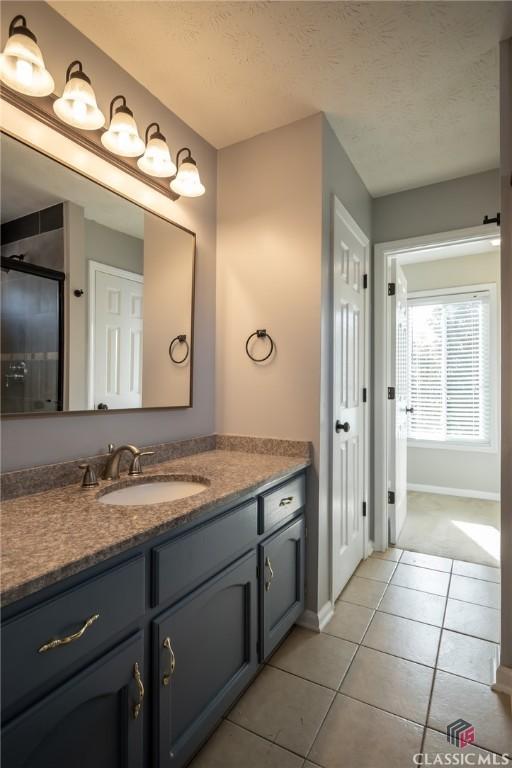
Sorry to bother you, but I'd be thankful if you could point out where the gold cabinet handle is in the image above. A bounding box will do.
[38,613,100,653]
[279,496,294,507]
[162,636,176,686]
[265,556,274,591]
[132,662,144,719]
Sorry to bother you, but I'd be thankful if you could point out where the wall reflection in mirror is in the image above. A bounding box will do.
[0,133,195,414]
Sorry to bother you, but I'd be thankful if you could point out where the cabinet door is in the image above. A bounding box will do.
[154,551,258,768]
[2,632,144,768]
[261,516,305,660]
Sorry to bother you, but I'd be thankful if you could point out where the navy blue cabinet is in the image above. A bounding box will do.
[1,470,306,768]
[260,516,305,660]
[154,551,258,767]
[2,631,145,768]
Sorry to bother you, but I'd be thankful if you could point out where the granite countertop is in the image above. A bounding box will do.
[1,449,309,607]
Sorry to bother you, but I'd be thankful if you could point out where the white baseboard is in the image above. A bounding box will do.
[492,665,512,710]
[407,483,500,502]
[297,601,334,633]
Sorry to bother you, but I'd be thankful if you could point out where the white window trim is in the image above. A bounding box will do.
[406,282,499,454]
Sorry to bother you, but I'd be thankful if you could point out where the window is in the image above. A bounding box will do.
[408,289,492,447]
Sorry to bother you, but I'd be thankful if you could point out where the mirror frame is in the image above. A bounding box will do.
[0,96,196,418]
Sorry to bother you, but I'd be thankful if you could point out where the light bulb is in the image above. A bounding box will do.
[0,15,54,96]
[137,124,176,178]
[170,155,205,198]
[53,61,104,130]
[101,95,145,157]
[490,238,501,247]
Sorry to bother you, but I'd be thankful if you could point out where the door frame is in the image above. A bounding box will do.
[373,222,500,552]
[330,196,371,605]
[87,260,144,410]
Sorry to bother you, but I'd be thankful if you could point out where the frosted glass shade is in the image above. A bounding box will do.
[0,31,54,96]
[137,136,176,177]
[53,76,104,130]
[101,109,145,158]
[170,161,205,198]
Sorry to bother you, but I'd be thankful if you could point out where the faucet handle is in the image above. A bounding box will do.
[129,451,155,476]
[79,464,99,489]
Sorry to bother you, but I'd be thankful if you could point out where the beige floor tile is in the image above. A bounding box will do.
[309,694,423,768]
[437,629,500,685]
[371,547,403,562]
[363,611,441,666]
[379,584,446,626]
[422,728,500,762]
[340,646,433,724]
[391,563,450,596]
[449,575,500,609]
[401,551,452,573]
[452,560,501,583]
[189,721,303,768]
[339,576,387,609]
[324,601,374,644]
[228,666,334,757]
[355,558,397,582]
[429,671,512,755]
[269,627,357,690]
[444,598,500,643]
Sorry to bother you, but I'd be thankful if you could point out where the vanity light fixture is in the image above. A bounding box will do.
[170,148,205,198]
[101,95,145,158]
[0,15,54,97]
[53,61,105,130]
[137,123,176,178]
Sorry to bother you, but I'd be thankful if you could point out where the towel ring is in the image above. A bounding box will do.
[169,334,190,364]
[245,329,275,363]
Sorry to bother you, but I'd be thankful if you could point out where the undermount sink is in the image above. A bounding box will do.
[98,476,209,506]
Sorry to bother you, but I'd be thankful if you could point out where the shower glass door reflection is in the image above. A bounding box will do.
[1,261,64,413]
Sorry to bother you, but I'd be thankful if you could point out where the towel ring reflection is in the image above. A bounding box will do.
[245,329,275,363]
[169,334,190,364]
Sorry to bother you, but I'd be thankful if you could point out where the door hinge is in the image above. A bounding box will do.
[387,386,395,400]
[362,501,367,518]
[483,213,500,226]
[388,491,395,505]
[256,565,260,579]
[388,282,396,296]
[363,273,368,289]
[362,387,367,403]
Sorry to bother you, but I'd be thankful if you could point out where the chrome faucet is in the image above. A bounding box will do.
[102,444,141,480]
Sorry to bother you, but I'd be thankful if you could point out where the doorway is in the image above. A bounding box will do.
[374,224,501,566]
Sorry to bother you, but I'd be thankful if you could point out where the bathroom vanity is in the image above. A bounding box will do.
[0,447,307,768]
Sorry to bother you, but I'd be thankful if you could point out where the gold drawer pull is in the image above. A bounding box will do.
[279,496,294,507]
[132,662,144,719]
[38,613,100,653]
[162,636,176,686]
[265,556,274,591]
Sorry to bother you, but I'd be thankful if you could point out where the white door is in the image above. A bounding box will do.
[389,261,409,543]
[90,262,143,410]
[332,199,368,599]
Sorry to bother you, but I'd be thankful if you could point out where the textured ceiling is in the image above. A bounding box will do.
[49,1,512,196]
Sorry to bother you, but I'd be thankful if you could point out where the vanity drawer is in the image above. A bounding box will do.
[153,499,258,606]
[1,555,145,713]
[258,474,305,534]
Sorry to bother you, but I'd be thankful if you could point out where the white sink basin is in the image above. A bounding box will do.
[98,478,208,506]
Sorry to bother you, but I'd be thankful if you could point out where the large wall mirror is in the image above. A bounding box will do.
[0,132,195,415]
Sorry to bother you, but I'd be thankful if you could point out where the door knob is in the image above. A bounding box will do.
[335,420,350,433]
[405,407,414,414]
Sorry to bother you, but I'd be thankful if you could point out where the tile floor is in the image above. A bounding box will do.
[190,549,509,768]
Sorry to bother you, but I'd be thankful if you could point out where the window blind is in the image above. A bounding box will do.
[408,291,491,445]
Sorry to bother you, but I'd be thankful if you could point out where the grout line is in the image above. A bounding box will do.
[418,564,453,756]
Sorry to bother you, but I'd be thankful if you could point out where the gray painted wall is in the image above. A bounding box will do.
[0,1,217,471]
[373,170,500,244]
